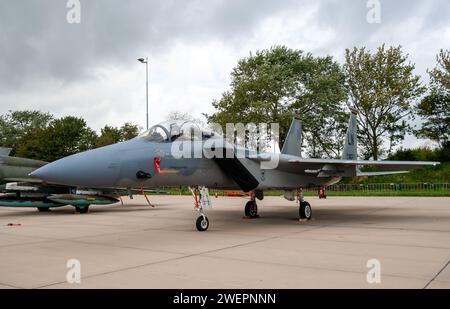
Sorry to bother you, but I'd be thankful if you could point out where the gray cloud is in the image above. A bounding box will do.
[0,0,448,148]
[313,0,449,54]
[1,0,448,90]
[0,0,299,91]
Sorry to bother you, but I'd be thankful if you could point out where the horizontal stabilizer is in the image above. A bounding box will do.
[357,171,409,177]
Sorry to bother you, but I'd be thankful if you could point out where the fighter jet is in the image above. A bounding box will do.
[0,147,151,212]
[31,112,439,231]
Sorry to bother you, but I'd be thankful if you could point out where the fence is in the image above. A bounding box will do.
[307,183,450,193]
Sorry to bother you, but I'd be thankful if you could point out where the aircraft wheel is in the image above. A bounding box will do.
[196,216,209,232]
[75,206,89,214]
[37,207,51,212]
[245,201,258,218]
[299,202,312,220]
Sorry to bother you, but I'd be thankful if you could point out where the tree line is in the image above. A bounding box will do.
[0,111,140,162]
[1,44,448,163]
[207,45,449,160]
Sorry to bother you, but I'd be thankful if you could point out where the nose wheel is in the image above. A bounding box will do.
[196,216,210,232]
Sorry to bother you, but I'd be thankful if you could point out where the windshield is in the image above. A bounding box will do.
[137,125,170,142]
[137,120,215,142]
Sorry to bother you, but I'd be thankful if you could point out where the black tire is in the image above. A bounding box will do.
[299,202,312,220]
[37,207,51,212]
[245,201,258,218]
[196,216,209,232]
[75,206,89,214]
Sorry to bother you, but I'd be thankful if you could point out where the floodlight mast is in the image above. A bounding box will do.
[138,57,149,130]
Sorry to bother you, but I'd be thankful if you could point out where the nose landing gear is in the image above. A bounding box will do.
[190,187,212,232]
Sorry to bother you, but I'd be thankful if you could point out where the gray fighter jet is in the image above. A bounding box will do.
[31,112,439,231]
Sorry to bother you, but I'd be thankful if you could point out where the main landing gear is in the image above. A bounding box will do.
[299,201,312,221]
[244,192,259,219]
[75,206,90,214]
[190,187,211,232]
[297,189,312,221]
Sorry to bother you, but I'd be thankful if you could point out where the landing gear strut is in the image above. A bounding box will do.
[190,187,211,232]
[297,189,312,221]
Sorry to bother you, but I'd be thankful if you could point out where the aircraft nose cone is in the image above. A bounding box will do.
[30,147,121,188]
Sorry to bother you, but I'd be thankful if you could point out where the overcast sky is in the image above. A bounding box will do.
[0,0,449,148]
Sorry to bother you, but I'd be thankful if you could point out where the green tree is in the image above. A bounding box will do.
[0,110,53,154]
[429,49,450,92]
[344,45,426,160]
[16,116,97,162]
[95,123,141,148]
[120,122,140,141]
[96,125,123,148]
[416,49,450,147]
[207,46,348,158]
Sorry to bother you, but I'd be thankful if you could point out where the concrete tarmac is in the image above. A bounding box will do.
[0,196,449,289]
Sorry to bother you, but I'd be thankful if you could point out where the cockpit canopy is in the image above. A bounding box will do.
[137,120,215,142]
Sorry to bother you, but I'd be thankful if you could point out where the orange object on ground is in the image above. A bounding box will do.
[319,187,327,199]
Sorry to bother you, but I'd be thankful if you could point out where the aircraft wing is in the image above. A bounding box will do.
[283,157,439,177]
[250,112,439,177]
[287,158,439,170]
[250,154,439,176]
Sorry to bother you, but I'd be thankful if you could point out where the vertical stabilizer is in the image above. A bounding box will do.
[281,118,302,157]
[342,110,358,160]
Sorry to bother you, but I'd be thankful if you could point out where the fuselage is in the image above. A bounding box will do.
[30,137,340,192]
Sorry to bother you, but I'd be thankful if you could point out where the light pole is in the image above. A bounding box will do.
[138,57,149,130]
